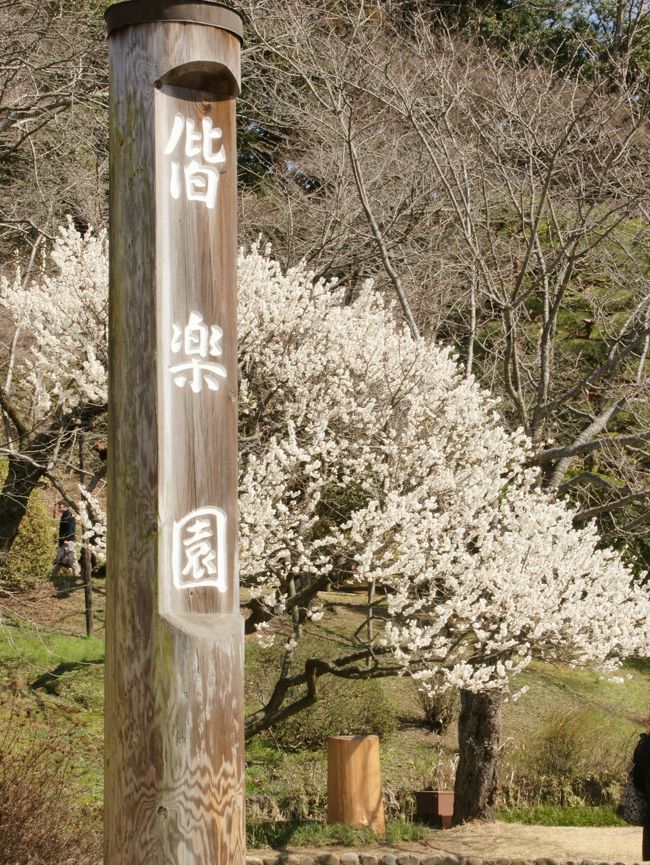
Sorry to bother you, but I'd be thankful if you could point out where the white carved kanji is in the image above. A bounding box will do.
[164,113,226,209]
[169,310,227,393]
[172,507,227,591]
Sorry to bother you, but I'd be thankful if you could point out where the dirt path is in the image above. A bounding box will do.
[407,821,644,862]
[253,822,646,864]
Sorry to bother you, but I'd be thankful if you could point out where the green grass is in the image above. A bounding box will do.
[504,658,650,739]
[1,607,649,839]
[0,616,106,816]
[497,805,623,827]
[0,618,104,678]
[246,819,434,849]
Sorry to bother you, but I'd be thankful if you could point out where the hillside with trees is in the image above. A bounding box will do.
[0,0,649,860]
[1,1,649,564]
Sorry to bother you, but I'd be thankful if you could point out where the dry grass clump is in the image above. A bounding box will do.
[0,710,101,865]
[500,708,632,808]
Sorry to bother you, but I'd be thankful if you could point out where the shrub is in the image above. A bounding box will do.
[0,462,55,591]
[413,681,457,734]
[267,677,397,751]
[0,713,101,865]
[530,709,587,780]
[246,741,328,821]
[245,817,432,848]
[499,708,631,807]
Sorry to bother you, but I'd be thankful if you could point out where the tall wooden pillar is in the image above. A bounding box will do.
[104,3,243,864]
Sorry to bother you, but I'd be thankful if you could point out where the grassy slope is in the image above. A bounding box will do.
[1,586,648,843]
[0,614,105,811]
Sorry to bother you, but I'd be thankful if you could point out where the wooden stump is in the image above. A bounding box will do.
[327,735,385,835]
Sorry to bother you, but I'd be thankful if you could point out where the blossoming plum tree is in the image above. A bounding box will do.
[1,229,647,821]
[0,222,107,560]
[237,245,649,821]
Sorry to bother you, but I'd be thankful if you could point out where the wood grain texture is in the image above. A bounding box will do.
[156,83,238,617]
[327,736,385,835]
[106,18,243,865]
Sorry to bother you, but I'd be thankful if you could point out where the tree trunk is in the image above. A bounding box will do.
[453,688,503,825]
[81,544,94,637]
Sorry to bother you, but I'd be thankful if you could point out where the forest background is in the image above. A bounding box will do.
[0,1,649,863]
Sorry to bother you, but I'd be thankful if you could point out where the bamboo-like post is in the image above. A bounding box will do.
[77,432,94,638]
[104,3,244,864]
[327,735,385,835]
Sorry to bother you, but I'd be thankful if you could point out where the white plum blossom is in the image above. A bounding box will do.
[253,621,275,649]
[5,229,647,694]
[79,485,107,559]
[0,223,109,562]
[1,220,108,420]
[237,243,649,691]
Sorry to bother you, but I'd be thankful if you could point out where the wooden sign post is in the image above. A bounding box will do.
[104,3,243,863]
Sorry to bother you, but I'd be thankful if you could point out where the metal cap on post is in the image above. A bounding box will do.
[105,0,244,37]
[105,4,243,864]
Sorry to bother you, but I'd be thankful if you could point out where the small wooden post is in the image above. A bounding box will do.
[77,432,94,638]
[327,735,385,835]
[104,3,244,864]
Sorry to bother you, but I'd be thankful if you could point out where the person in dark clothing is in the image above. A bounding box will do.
[50,501,80,577]
[58,505,76,544]
[632,731,650,862]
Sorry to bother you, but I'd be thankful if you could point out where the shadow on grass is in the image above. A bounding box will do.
[396,713,427,730]
[30,659,103,694]
[51,566,106,599]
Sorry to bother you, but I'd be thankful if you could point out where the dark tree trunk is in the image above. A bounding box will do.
[81,544,94,636]
[453,688,503,825]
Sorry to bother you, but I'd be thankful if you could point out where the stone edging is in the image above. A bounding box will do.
[247,852,643,865]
